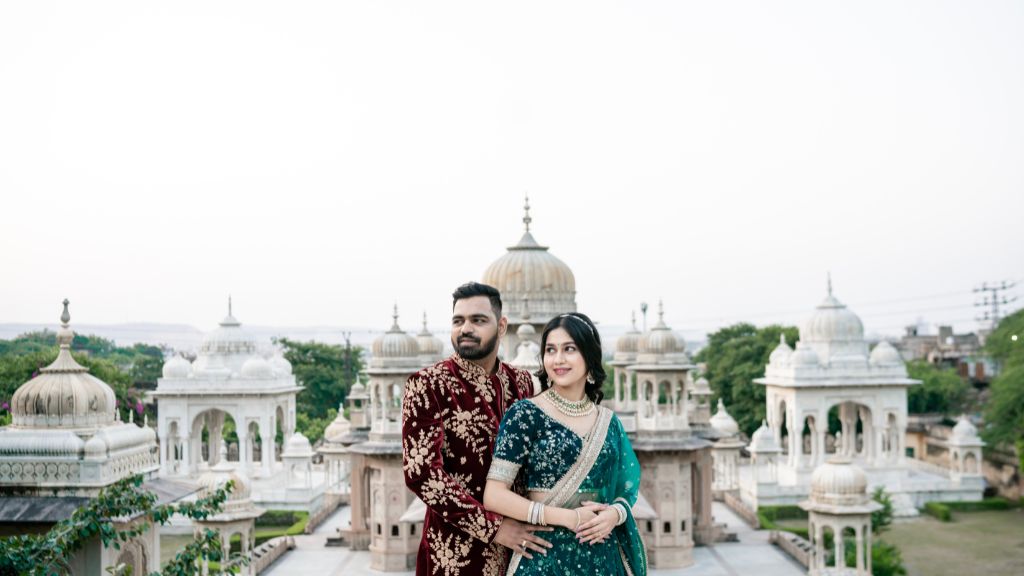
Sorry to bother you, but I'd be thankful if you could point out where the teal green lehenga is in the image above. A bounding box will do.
[487,399,647,576]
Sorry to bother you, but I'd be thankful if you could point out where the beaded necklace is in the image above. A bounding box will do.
[544,387,595,417]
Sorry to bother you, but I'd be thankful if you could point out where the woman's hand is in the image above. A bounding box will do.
[575,508,618,545]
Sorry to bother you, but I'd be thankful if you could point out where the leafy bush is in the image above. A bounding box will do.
[923,502,952,521]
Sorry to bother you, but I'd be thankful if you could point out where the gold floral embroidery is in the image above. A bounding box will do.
[428,524,472,576]
[403,428,433,478]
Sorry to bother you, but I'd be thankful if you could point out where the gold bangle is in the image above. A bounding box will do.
[574,509,581,531]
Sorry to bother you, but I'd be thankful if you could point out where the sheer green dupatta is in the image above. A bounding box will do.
[602,416,647,576]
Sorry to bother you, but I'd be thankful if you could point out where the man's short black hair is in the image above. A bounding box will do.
[452,282,503,318]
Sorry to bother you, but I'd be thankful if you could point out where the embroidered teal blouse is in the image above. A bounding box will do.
[487,399,647,576]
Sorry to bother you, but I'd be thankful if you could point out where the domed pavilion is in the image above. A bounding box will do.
[0,300,169,575]
[740,278,985,513]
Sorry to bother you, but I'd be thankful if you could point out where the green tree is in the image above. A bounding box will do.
[695,323,799,436]
[905,361,972,415]
[871,487,894,534]
[296,408,339,443]
[278,338,364,421]
[0,349,134,417]
[982,309,1024,466]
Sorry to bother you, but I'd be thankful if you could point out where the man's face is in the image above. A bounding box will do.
[451,296,506,361]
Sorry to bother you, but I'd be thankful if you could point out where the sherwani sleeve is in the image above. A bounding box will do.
[402,373,504,543]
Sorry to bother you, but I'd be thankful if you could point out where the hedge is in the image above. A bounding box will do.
[923,502,952,521]
[757,505,810,539]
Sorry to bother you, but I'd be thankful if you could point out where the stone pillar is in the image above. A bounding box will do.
[855,525,864,572]
[238,429,249,474]
[158,434,168,473]
[181,434,191,476]
[261,417,273,476]
[835,527,844,569]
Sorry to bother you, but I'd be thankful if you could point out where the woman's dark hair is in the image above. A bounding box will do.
[535,312,606,404]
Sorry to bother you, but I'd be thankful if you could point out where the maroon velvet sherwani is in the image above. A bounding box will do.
[403,354,534,576]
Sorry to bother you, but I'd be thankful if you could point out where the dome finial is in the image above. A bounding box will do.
[60,299,71,325]
[422,310,428,332]
[780,333,786,345]
[631,310,638,331]
[228,294,233,317]
[827,272,833,297]
[523,193,532,233]
[391,302,400,330]
[658,300,665,323]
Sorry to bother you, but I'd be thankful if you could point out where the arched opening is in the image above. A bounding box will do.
[192,409,238,470]
[820,525,836,568]
[963,451,978,474]
[777,399,789,455]
[275,405,286,461]
[826,401,871,459]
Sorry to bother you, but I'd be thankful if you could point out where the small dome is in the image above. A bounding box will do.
[198,461,250,501]
[416,313,445,357]
[11,300,118,429]
[748,420,781,453]
[240,356,273,379]
[769,334,793,365]
[710,399,740,437]
[324,408,352,442]
[951,415,980,443]
[639,302,685,355]
[349,379,368,398]
[801,282,865,345]
[162,355,192,378]
[790,342,821,367]
[283,432,314,458]
[616,312,642,354]
[372,306,420,359]
[810,456,869,507]
[870,341,902,366]
[270,354,293,376]
[516,322,536,339]
[692,376,712,396]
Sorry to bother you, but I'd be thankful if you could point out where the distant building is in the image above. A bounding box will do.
[898,324,997,384]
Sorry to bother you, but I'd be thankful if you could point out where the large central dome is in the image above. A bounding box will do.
[481,197,576,323]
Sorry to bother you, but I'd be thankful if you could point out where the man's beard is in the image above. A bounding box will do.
[454,332,498,361]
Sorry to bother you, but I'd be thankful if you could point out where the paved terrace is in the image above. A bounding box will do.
[263,502,805,576]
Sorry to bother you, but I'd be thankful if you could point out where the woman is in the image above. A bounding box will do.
[483,312,646,576]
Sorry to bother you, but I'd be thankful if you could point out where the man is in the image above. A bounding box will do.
[403,282,552,576]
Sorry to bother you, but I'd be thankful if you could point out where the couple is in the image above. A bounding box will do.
[402,282,646,576]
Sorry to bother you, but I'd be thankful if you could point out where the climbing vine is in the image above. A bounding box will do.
[0,474,245,576]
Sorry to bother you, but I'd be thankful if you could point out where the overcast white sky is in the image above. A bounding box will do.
[1,1,1021,339]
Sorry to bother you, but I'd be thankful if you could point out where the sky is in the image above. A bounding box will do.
[1,1,1022,340]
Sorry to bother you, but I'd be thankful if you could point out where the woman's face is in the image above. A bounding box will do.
[543,327,588,389]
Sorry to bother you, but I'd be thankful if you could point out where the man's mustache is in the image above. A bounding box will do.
[458,336,481,344]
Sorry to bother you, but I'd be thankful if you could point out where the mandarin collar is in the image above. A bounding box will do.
[451,353,502,381]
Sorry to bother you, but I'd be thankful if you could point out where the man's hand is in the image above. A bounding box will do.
[493,518,553,559]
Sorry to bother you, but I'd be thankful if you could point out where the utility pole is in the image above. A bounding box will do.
[342,331,353,391]
[974,280,1018,328]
